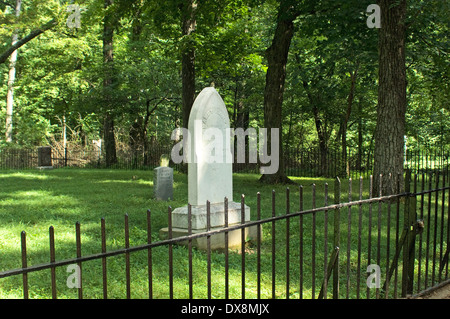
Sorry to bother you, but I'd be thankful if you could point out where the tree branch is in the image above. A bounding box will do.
[0,18,57,64]
[0,0,14,10]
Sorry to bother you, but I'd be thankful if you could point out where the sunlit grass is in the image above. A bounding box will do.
[0,169,448,299]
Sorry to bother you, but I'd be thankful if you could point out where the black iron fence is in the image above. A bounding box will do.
[0,145,175,170]
[282,148,450,179]
[0,171,448,299]
[1,146,449,179]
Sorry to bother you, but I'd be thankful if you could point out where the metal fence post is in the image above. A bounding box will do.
[402,170,417,296]
[333,177,341,299]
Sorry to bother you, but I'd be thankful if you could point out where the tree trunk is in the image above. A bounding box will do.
[312,104,328,176]
[302,78,329,177]
[0,18,57,65]
[373,0,407,195]
[103,0,117,166]
[341,66,358,177]
[259,0,297,184]
[357,100,363,172]
[180,0,197,131]
[5,0,22,143]
[234,86,250,171]
[129,118,142,168]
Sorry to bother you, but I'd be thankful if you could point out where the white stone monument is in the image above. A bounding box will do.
[160,87,258,250]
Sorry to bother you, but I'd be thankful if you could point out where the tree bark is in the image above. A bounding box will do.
[180,0,197,131]
[312,104,328,176]
[103,0,117,166]
[234,84,250,171]
[341,66,358,176]
[302,78,329,177]
[259,0,298,184]
[373,0,407,195]
[0,18,57,65]
[5,0,22,143]
[357,100,363,172]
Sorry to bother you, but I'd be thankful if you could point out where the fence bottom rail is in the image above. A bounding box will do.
[0,172,449,299]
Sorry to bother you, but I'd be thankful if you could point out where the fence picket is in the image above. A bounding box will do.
[101,217,107,299]
[49,226,56,299]
[75,221,82,299]
[125,214,131,299]
[0,172,448,299]
[2,146,448,180]
[147,209,153,299]
[21,231,28,299]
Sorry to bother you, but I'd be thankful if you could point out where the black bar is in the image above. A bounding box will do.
[168,206,173,299]
[101,218,107,299]
[286,187,290,299]
[224,198,229,299]
[366,175,373,299]
[394,174,401,298]
[432,172,440,286]
[147,210,153,299]
[76,221,83,299]
[425,175,432,289]
[333,178,341,299]
[49,226,56,299]
[272,190,276,299]
[299,185,304,299]
[417,174,425,293]
[188,204,193,299]
[323,183,328,299]
[446,179,450,279]
[21,231,28,299]
[256,192,261,299]
[312,184,316,299]
[346,178,352,299]
[207,200,212,299]
[439,172,446,282]
[241,195,245,299]
[357,177,363,299]
[384,175,392,299]
[376,175,382,299]
[125,214,131,299]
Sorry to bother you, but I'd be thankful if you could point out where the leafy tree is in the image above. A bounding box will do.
[0,0,447,179]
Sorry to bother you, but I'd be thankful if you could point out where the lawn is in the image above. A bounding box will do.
[0,169,448,299]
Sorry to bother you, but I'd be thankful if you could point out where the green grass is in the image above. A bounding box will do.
[0,169,448,299]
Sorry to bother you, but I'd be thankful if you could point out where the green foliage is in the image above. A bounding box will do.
[0,0,448,152]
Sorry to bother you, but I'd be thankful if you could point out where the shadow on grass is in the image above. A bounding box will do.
[1,169,448,298]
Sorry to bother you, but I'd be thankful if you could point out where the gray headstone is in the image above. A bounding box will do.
[37,146,53,168]
[153,166,173,201]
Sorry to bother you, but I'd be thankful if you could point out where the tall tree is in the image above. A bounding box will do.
[180,0,197,131]
[373,0,407,195]
[0,18,58,65]
[5,0,21,143]
[260,0,300,184]
[340,64,359,176]
[103,0,117,166]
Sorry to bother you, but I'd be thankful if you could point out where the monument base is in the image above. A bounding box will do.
[159,201,261,251]
[159,225,260,251]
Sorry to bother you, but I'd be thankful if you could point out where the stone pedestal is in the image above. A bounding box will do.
[159,224,260,251]
[159,201,260,251]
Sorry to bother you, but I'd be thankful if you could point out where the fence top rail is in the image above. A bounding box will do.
[0,189,421,279]
[1,176,449,280]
